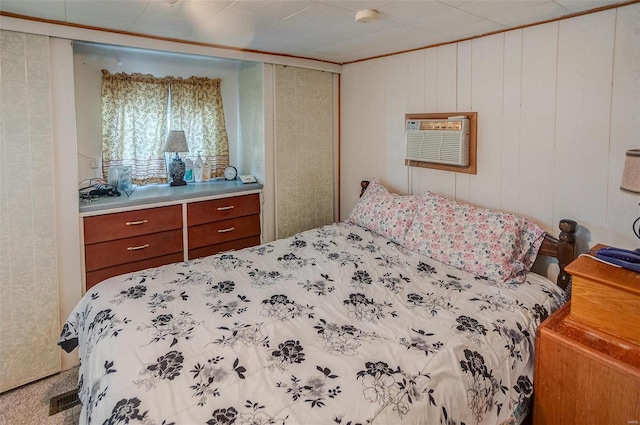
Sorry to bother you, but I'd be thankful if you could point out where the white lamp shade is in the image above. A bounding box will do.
[621,149,640,194]
[164,130,189,153]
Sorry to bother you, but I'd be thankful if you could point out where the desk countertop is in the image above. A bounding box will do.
[79,180,263,216]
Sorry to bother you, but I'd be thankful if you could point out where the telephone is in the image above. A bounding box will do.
[239,175,257,184]
[595,247,640,272]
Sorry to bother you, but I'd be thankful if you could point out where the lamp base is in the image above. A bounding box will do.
[168,154,187,187]
[170,179,187,187]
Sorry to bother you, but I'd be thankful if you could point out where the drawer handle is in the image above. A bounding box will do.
[127,244,149,251]
[217,205,235,211]
[218,227,235,233]
[125,220,148,226]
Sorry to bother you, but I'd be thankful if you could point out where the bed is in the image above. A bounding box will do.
[59,180,577,425]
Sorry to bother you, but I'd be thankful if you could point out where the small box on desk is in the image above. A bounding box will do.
[565,244,640,346]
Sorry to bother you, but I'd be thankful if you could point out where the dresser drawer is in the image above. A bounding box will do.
[85,229,183,271]
[188,215,260,250]
[84,205,182,244]
[187,194,259,226]
[86,252,184,290]
[188,236,261,260]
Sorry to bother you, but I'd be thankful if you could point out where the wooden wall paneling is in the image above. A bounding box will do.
[409,49,440,196]
[501,30,524,214]
[361,59,387,186]
[554,10,616,247]
[407,49,428,113]
[339,63,363,219]
[470,33,505,208]
[455,40,473,203]
[436,44,459,113]
[432,44,459,198]
[606,3,640,248]
[411,44,459,198]
[385,53,410,194]
[518,22,559,232]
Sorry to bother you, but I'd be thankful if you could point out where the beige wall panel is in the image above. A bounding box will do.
[384,54,410,194]
[407,49,428,113]
[470,33,505,209]
[0,30,61,392]
[340,62,364,219]
[518,22,559,231]
[411,45,459,198]
[554,10,616,248]
[606,3,640,248]
[274,65,334,238]
[455,40,473,202]
[409,48,439,197]
[339,4,638,253]
[501,30,524,214]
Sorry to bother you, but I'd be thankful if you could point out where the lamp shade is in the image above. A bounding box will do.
[164,130,189,153]
[621,149,640,194]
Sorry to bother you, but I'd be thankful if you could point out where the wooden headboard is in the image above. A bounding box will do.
[359,180,577,289]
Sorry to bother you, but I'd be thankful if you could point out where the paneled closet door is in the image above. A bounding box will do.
[274,65,335,239]
[0,31,61,392]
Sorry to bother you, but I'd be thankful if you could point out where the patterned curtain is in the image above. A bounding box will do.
[169,77,230,178]
[101,70,170,185]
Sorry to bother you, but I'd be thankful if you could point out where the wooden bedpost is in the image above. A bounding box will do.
[538,219,578,289]
[360,180,370,197]
[556,219,578,288]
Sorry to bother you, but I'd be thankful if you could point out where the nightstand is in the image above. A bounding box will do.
[533,247,640,425]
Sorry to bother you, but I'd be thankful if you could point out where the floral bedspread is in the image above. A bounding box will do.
[59,222,563,425]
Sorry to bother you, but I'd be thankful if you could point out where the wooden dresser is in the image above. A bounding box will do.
[187,194,261,259]
[82,191,261,290]
[533,247,640,425]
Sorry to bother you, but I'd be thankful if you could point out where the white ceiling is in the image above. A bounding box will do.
[0,0,626,64]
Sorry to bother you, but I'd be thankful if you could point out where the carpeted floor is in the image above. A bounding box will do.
[0,367,81,425]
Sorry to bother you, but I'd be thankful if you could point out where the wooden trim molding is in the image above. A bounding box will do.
[404,112,478,175]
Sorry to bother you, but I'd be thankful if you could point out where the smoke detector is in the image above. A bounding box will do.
[355,9,378,23]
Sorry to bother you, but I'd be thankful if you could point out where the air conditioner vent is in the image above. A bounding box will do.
[405,118,469,166]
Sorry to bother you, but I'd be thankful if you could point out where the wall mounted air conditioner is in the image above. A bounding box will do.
[405,117,469,166]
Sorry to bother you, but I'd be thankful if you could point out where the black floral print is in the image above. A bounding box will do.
[147,289,188,313]
[277,365,341,408]
[455,315,488,344]
[206,280,236,298]
[207,407,238,425]
[210,254,250,271]
[277,253,315,270]
[248,268,293,287]
[344,293,397,322]
[399,328,444,357]
[102,398,147,425]
[207,295,251,318]
[314,319,377,355]
[459,349,506,423]
[379,272,410,293]
[140,311,199,347]
[351,270,372,286]
[406,292,454,316]
[298,274,335,296]
[261,294,314,320]
[111,284,147,304]
[59,222,564,425]
[190,356,245,406]
[271,340,305,365]
[134,350,184,391]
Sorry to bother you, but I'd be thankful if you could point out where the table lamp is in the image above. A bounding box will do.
[621,148,640,239]
[164,130,189,186]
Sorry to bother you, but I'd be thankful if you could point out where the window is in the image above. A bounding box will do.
[101,70,229,185]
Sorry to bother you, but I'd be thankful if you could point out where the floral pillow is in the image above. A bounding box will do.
[402,192,545,284]
[348,180,419,244]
